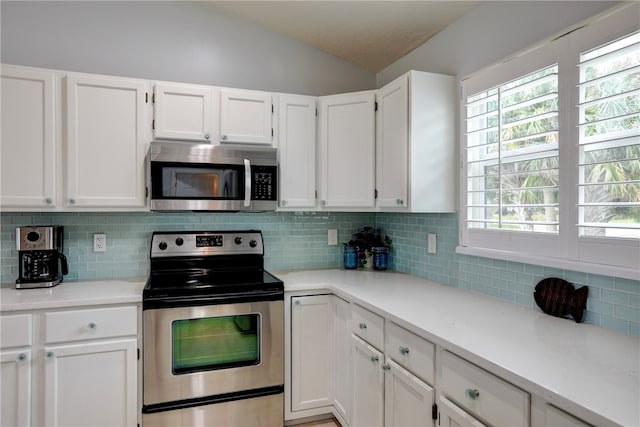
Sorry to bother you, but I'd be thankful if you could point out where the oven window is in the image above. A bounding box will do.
[171,314,260,374]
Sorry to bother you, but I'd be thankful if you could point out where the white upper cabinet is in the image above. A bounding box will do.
[1,65,57,209]
[153,82,215,142]
[376,70,456,213]
[376,74,409,210]
[65,73,150,208]
[277,94,317,209]
[219,89,274,145]
[318,91,376,209]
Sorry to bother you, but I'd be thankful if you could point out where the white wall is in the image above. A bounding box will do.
[376,1,619,86]
[0,1,374,96]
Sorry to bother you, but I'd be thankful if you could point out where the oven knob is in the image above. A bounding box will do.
[27,231,40,242]
[234,237,243,245]
[158,242,168,250]
[249,240,257,248]
[175,238,184,246]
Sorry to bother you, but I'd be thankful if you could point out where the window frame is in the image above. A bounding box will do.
[458,3,640,281]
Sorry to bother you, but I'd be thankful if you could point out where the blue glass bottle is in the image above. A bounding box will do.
[372,246,389,271]
[343,246,359,269]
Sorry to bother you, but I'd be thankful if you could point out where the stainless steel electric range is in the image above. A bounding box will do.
[141,230,284,427]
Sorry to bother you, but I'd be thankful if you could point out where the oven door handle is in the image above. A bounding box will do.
[244,158,251,207]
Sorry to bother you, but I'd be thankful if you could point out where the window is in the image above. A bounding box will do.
[466,65,559,234]
[459,4,639,279]
[578,32,640,238]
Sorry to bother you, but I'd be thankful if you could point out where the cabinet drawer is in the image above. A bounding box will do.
[45,306,137,344]
[441,351,530,427]
[386,322,434,384]
[0,314,32,348]
[351,305,384,350]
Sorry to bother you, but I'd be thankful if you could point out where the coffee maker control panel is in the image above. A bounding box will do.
[16,226,59,250]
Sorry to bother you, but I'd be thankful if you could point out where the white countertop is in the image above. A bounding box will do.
[1,270,638,425]
[276,269,640,427]
[0,278,146,311]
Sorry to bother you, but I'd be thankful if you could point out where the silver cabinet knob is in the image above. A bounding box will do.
[370,355,379,363]
[359,322,367,330]
[88,322,97,331]
[204,133,210,140]
[68,198,76,205]
[465,389,480,400]
[294,300,301,306]
[17,353,27,362]
[396,198,403,205]
[399,346,410,355]
[45,351,55,360]
[382,363,391,371]
[221,134,228,141]
[320,200,326,206]
[281,200,287,207]
[45,198,53,205]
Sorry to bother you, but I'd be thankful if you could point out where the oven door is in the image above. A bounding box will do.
[143,299,283,406]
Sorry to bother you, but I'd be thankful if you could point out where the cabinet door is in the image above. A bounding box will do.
[278,94,317,209]
[153,82,214,142]
[385,359,434,427]
[438,397,487,427]
[291,295,334,411]
[333,296,352,424]
[351,334,384,427]
[376,74,408,210]
[1,349,31,427]
[1,65,57,208]
[43,338,137,427]
[65,74,149,208]
[318,92,375,208]
[542,405,591,427]
[220,89,273,145]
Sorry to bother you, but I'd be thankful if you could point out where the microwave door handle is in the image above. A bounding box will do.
[244,158,251,207]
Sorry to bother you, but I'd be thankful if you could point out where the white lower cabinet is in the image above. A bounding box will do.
[43,339,137,427]
[351,335,384,427]
[0,304,139,427]
[333,296,352,424]
[290,295,334,412]
[384,359,434,427]
[438,396,487,427]
[1,349,32,427]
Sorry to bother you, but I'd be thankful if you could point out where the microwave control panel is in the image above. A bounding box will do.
[252,166,277,201]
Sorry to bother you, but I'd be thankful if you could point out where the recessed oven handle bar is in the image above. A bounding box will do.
[244,159,251,207]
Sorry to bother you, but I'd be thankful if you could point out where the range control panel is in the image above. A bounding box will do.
[150,231,263,258]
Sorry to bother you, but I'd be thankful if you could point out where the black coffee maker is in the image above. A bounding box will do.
[16,226,69,289]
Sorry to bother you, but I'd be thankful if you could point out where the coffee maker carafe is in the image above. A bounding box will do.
[16,226,69,289]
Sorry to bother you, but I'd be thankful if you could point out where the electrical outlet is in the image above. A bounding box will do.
[93,233,107,252]
[328,229,338,246]
[427,233,437,254]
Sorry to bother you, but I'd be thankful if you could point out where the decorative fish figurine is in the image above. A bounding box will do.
[534,278,588,323]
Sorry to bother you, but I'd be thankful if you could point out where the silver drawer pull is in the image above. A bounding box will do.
[359,322,367,330]
[17,353,27,362]
[465,388,480,400]
[45,351,55,360]
[88,322,97,331]
[382,363,391,371]
[399,346,410,355]
[370,355,379,363]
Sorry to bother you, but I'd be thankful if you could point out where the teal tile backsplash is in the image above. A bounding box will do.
[376,212,640,336]
[1,211,638,336]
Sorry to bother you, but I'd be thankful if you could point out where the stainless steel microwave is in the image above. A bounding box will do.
[149,142,278,212]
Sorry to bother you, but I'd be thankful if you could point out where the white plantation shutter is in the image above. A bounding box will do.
[465,65,560,233]
[459,4,639,279]
[577,31,640,239]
